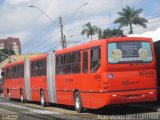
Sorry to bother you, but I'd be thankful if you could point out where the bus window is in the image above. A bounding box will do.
[64,53,72,74]
[72,51,80,73]
[31,61,35,76]
[15,66,19,78]
[6,68,11,79]
[56,55,64,74]
[90,47,101,73]
[56,51,80,74]
[108,41,153,64]
[42,59,46,75]
[31,59,46,77]
[19,64,24,77]
[82,51,88,73]
[11,66,16,78]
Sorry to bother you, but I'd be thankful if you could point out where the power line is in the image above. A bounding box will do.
[122,19,160,31]
[62,0,158,30]
[26,0,159,53]
[64,13,160,33]
[38,38,60,52]
[63,14,160,40]
[28,5,59,27]
[24,23,57,53]
[45,39,60,52]
[64,2,88,25]
[26,31,59,53]
[64,18,160,45]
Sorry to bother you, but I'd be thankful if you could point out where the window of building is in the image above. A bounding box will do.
[82,51,88,73]
[31,59,46,77]
[90,47,101,73]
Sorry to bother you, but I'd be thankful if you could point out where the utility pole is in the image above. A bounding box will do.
[29,3,88,50]
[63,35,66,48]
[59,17,66,49]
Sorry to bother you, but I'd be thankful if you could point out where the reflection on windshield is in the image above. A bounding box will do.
[108,41,153,63]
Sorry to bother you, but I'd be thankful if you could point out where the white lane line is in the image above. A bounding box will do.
[30,109,61,114]
[0,102,62,114]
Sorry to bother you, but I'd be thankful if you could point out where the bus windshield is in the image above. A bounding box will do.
[108,41,153,64]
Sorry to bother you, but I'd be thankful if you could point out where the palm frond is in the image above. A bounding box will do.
[114,5,147,34]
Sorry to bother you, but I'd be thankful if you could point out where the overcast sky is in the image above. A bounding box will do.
[0,0,160,53]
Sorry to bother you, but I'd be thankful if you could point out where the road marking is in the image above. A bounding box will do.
[0,102,62,114]
[30,109,61,114]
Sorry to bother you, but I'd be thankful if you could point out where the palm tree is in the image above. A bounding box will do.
[81,22,99,40]
[114,6,148,34]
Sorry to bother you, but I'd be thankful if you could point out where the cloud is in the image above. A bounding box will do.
[5,0,29,5]
[0,0,159,53]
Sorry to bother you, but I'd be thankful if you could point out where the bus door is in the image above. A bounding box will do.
[82,50,90,91]
[47,52,56,103]
[24,59,32,101]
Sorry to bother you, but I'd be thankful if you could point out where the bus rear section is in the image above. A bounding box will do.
[104,38,157,105]
[85,38,157,109]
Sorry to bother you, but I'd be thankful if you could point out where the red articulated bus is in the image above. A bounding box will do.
[1,37,157,112]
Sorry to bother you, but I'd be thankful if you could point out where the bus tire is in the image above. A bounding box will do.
[74,92,84,113]
[20,90,24,103]
[40,90,46,107]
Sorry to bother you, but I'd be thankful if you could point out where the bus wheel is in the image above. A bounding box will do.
[74,92,84,113]
[20,90,24,103]
[40,90,46,107]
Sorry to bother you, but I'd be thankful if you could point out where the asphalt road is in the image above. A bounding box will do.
[0,95,160,120]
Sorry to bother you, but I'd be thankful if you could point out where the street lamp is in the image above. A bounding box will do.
[64,2,88,25]
[28,5,64,48]
[28,3,88,49]
[28,5,59,27]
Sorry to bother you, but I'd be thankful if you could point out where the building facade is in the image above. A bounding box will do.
[0,37,21,54]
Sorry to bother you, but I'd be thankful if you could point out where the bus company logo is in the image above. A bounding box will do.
[122,81,139,85]
[108,73,114,79]
[123,81,129,85]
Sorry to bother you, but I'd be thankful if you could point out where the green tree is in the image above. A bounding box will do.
[0,48,15,63]
[98,28,124,39]
[0,48,15,55]
[114,6,148,34]
[81,22,99,40]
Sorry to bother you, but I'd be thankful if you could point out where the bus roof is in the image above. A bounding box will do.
[2,37,152,68]
[2,53,48,68]
[56,37,152,54]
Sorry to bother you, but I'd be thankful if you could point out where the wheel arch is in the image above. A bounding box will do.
[73,89,79,96]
